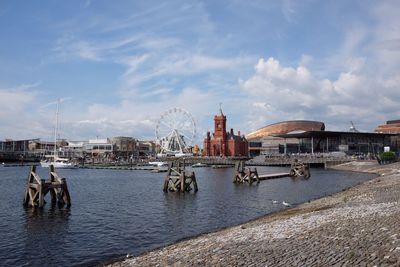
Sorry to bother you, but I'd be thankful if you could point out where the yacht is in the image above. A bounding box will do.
[40,99,77,169]
[41,157,77,168]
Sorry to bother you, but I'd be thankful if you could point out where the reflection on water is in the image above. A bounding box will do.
[0,166,374,266]
[23,208,70,266]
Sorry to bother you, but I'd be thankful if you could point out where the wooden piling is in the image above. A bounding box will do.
[289,160,311,179]
[163,158,198,193]
[233,160,260,184]
[23,164,71,208]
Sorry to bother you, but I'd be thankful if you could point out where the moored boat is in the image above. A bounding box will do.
[191,162,208,168]
[40,98,77,169]
[40,157,77,168]
[149,161,167,167]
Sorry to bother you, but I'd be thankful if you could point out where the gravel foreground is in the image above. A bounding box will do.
[107,161,400,267]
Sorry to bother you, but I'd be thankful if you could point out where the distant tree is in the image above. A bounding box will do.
[380,151,397,163]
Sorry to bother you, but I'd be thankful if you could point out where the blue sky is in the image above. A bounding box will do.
[0,0,399,145]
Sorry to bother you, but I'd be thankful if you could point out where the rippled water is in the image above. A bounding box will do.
[0,165,374,266]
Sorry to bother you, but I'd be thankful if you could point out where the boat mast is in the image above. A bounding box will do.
[54,98,60,160]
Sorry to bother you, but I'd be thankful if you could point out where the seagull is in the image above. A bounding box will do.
[272,200,278,204]
[282,201,290,207]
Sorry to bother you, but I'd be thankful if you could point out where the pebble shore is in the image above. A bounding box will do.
[107,161,400,267]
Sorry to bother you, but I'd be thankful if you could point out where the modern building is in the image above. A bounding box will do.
[0,138,59,161]
[375,120,400,152]
[63,141,86,159]
[28,139,70,157]
[274,131,392,155]
[247,120,325,141]
[247,120,325,156]
[84,139,113,159]
[203,109,248,157]
[247,120,393,156]
[112,136,137,159]
[0,139,31,161]
[136,140,156,157]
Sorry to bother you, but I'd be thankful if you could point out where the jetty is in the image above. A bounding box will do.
[248,155,351,168]
[234,160,310,184]
[258,172,291,180]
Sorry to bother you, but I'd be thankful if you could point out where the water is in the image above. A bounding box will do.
[0,166,374,266]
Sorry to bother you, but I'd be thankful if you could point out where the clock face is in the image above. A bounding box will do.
[217,123,221,129]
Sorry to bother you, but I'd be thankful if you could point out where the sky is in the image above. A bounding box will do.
[0,0,399,145]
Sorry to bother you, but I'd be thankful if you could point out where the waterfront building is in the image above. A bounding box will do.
[247,120,325,156]
[203,109,248,157]
[0,139,31,161]
[375,120,400,152]
[84,139,113,161]
[247,120,393,156]
[63,141,86,158]
[0,138,63,161]
[136,140,156,157]
[111,136,137,160]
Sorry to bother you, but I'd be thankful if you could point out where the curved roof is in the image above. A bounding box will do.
[246,120,325,140]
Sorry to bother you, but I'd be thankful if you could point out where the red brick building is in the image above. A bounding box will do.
[203,109,248,157]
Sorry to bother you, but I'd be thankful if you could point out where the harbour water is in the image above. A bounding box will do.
[0,166,374,266]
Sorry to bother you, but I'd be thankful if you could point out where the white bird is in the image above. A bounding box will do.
[272,200,278,204]
[282,201,290,207]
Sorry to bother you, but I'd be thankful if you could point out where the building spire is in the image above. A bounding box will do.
[219,102,224,116]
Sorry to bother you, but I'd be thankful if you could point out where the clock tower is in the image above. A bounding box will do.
[203,105,248,157]
[214,108,227,141]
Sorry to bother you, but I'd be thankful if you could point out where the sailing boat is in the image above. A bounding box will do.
[40,99,76,168]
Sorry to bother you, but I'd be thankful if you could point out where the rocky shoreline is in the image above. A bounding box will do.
[107,161,400,267]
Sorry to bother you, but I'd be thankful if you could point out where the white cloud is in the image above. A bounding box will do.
[153,54,254,76]
[241,55,400,132]
[5,1,400,143]
[0,83,43,139]
[0,83,39,117]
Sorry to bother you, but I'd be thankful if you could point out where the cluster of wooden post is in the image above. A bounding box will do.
[163,158,198,193]
[23,165,71,209]
[289,160,311,179]
[233,160,260,184]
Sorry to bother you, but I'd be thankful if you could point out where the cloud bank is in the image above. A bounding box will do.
[0,1,400,144]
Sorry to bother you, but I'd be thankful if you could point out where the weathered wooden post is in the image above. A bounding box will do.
[233,160,245,183]
[23,165,71,208]
[289,159,311,179]
[23,165,43,208]
[233,160,259,184]
[49,165,71,208]
[163,158,198,193]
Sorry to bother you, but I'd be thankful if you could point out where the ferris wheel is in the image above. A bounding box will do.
[155,108,196,155]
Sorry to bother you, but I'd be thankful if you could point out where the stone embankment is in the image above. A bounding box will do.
[108,161,400,267]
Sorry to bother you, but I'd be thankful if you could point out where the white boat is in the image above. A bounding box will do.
[191,162,208,168]
[41,158,77,168]
[149,161,167,167]
[40,98,77,169]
